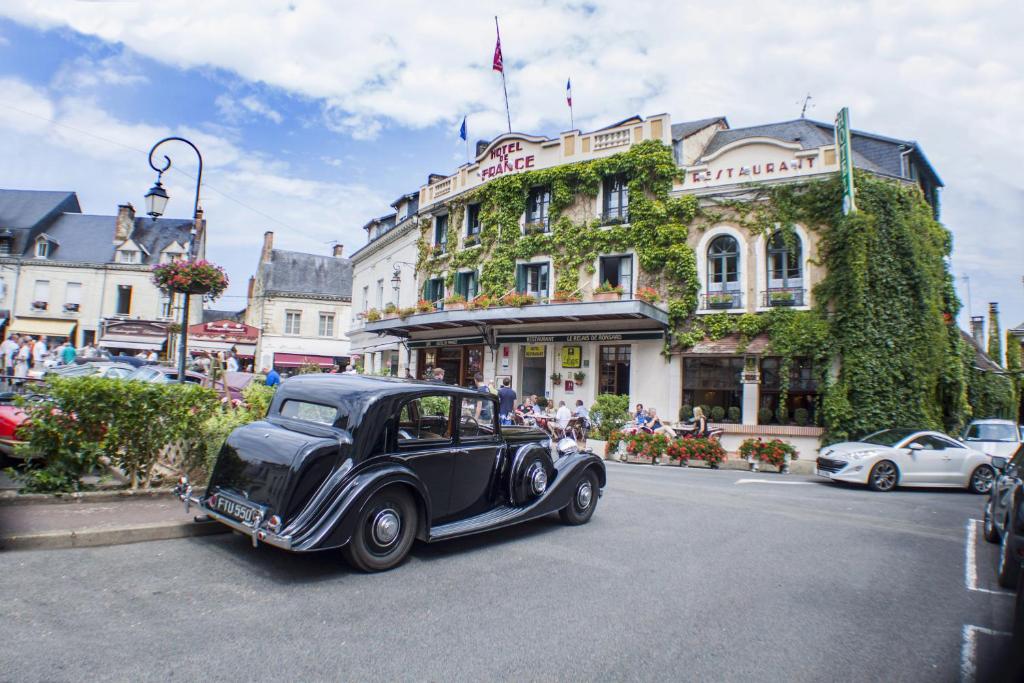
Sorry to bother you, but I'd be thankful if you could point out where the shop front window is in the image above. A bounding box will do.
[682,357,743,420]
[759,357,818,425]
[599,344,631,396]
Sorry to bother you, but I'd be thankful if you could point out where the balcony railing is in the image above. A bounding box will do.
[761,287,805,308]
[700,290,743,310]
[523,219,549,235]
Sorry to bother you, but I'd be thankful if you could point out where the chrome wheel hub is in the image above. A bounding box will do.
[528,463,548,495]
[576,481,593,509]
[974,469,994,493]
[372,509,401,547]
[874,463,896,490]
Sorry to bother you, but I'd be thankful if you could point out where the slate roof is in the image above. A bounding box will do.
[259,249,352,299]
[670,117,727,141]
[39,213,193,264]
[960,329,1004,372]
[0,189,80,230]
[203,309,245,323]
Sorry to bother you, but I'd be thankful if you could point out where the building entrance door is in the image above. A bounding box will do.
[520,345,546,398]
[461,346,484,387]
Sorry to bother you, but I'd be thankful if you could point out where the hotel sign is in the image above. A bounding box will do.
[479,140,536,181]
[835,107,857,214]
[497,331,663,344]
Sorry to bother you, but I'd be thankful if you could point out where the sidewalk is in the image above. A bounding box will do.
[0,494,227,551]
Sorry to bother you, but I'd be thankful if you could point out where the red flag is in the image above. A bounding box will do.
[492,35,503,72]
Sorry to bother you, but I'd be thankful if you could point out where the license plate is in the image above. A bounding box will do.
[213,493,262,525]
[817,469,831,479]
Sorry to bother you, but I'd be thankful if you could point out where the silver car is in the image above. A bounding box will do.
[816,428,996,493]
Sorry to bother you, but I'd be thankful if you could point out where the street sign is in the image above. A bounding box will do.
[835,107,856,214]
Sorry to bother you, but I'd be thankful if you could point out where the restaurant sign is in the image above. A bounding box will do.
[497,331,663,344]
[407,336,484,349]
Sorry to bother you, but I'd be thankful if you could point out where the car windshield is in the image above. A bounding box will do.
[963,423,1018,442]
[861,428,919,446]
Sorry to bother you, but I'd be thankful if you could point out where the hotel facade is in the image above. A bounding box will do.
[349,112,941,432]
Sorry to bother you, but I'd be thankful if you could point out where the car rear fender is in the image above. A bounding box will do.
[292,460,431,551]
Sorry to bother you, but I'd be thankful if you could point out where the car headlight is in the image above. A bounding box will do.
[847,450,878,460]
[557,437,579,457]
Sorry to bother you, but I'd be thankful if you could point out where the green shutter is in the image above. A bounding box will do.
[515,264,524,293]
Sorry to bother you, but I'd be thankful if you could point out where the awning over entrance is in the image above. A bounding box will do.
[362,300,668,337]
[97,335,165,351]
[188,340,257,356]
[9,318,76,337]
[273,353,336,368]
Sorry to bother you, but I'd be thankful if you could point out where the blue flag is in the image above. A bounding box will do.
[459,116,467,141]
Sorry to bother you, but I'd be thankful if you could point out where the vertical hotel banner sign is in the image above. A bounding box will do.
[835,107,856,214]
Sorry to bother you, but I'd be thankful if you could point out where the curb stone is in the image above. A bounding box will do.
[0,519,229,551]
[0,487,181,506]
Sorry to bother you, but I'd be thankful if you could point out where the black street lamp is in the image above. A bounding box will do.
[145,136,203,383]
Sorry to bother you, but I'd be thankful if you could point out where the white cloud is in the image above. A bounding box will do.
[52,52,147,91]
[215,94,283,124]
[0,1,1022,322]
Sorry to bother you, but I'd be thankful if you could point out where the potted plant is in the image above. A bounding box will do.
[31,300,48,311]
[365,308,382,322]
[572,371,585,385]
[468,295,495,310]
[549,372,562,385]
[635,286,660,304]
[398,306,417,319]
[592,282,623,302]
[416,299,434,313]
[769,290,797,306]
[383,302,399,319]
[431,243,445,256]
[738,438,798,473]
[500,292,535,308]
[464,234,481,247]
[706,292,735,309]
[444,293,467,311]
[524,221,547,236]
[63,302,80,312]
[152,259,229,298]
[551,289,581,304]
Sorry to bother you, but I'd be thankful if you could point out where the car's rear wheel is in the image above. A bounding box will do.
[969,465,996,495]
[559,470,599,526]
[997,512,1022,589]
[343,488,417,573]
[867,460,898,492]
[984,498,1001,543]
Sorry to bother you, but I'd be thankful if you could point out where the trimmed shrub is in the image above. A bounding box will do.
[794,408,810,426]
[758,408,774,424]
[775,407,789,425]
[591,393,630,440]
[710,405,725,422]
[727,406,741,423]
[679,404,693,421]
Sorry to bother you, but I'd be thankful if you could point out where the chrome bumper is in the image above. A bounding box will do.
[173,479,293,551]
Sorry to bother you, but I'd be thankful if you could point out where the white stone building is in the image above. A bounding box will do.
[245,232,353,373]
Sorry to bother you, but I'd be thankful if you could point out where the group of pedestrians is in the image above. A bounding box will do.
[0,334,80,378]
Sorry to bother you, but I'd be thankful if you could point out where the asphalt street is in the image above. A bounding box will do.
[1,463,1017,682]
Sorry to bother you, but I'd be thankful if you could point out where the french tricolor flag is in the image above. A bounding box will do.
[566,78,572,107]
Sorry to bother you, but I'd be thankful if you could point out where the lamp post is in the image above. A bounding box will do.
[390,261,416,307]
[144,137,203,383]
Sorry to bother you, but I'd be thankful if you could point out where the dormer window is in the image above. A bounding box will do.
[118,250,140,264]
[35,238,50,259]
[161,251,183,264]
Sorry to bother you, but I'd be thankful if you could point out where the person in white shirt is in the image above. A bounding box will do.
[2,335,19,376]
[226,354,239,372]
[32,336,48,367]
[555,400,572,429]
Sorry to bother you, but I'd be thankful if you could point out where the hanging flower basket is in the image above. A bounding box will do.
[152,259,229,300]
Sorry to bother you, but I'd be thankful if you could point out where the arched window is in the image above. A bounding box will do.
[707,235,739,292]
[766,231,803,306]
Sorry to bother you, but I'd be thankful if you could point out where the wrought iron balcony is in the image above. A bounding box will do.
[762,288,805,308]
[701,290,743,310]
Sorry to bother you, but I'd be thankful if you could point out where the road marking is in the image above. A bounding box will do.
[960,623,1011,683]
[735,479,812,486]
[964,520,1014,596]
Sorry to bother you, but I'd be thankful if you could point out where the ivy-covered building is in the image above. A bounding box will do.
[351,112,958,442]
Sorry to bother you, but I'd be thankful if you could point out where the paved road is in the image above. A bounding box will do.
[1,463,1017,682]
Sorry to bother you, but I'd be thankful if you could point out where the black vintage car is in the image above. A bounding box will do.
[176,374,606,571]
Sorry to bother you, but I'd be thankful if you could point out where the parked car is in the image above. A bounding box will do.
[0,392,48,458]
[202,371,256,401]
[982,445,1024,588]
[816,428,996,493]
[47,361,136,380]
[176,374,606,572]
[127,366,205,384]
[961,418,1022,459]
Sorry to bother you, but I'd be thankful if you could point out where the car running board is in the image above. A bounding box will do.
[429,505,524,541]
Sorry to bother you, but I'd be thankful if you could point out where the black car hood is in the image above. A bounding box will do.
[500,425,550,445]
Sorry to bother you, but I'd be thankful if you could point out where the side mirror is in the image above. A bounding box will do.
[991,456,1008,471]
[908,443,924,451]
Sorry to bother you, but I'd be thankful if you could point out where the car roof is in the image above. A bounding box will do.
[279,373,491,401]
[968,419,1018,426]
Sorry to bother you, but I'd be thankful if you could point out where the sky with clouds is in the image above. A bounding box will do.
[0,1,1020,333]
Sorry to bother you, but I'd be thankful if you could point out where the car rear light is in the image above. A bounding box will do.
[266,515,282,532]
[207,494,218,509]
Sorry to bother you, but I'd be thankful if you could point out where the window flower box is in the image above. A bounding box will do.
[464,234,481,247]
[768,291,797,306]
[550,289,581,305]
[63,303,80,312]
[707,293,736,309]
[365,309,382,322]
[382,303,399,319]
[592,282,623,302]
[31,300,48,311]
[444,294,467,311]
[635,286,660,304]
[524,222,548,236]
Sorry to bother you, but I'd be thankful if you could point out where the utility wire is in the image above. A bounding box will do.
[0,99,309,238]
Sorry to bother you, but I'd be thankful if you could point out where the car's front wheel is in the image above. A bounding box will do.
[998,509,1022,589]
[343,488,417,573]
[969,465,996,495]
[984,498,1001,543]
[867,460,898,492]
[559,470,599,526]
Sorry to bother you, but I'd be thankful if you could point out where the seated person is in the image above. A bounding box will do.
[648,408,676,438]
[634,403,649,427]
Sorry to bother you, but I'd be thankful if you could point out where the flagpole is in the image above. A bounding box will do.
[496,16,511,133]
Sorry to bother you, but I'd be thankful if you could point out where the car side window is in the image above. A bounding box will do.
[459,396,498,440]
[909,435,944,450]
[932,435,961,450]
[397,395,452,445]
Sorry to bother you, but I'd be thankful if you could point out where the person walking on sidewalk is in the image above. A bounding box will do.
[61,339,77,366]
[2,334,19,377]
[497,377,517,425]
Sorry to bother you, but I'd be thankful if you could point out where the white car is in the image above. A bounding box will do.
[961,418,1022,459]
[816,428,996,493]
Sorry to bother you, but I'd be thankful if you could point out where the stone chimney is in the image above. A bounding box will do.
[114,203,135,244]
[247,275,255,299]
[260,231,274,264]
[332,243,344,257]
[970,316,985,347]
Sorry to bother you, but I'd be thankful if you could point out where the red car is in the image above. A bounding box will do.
[0,393,35,458]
